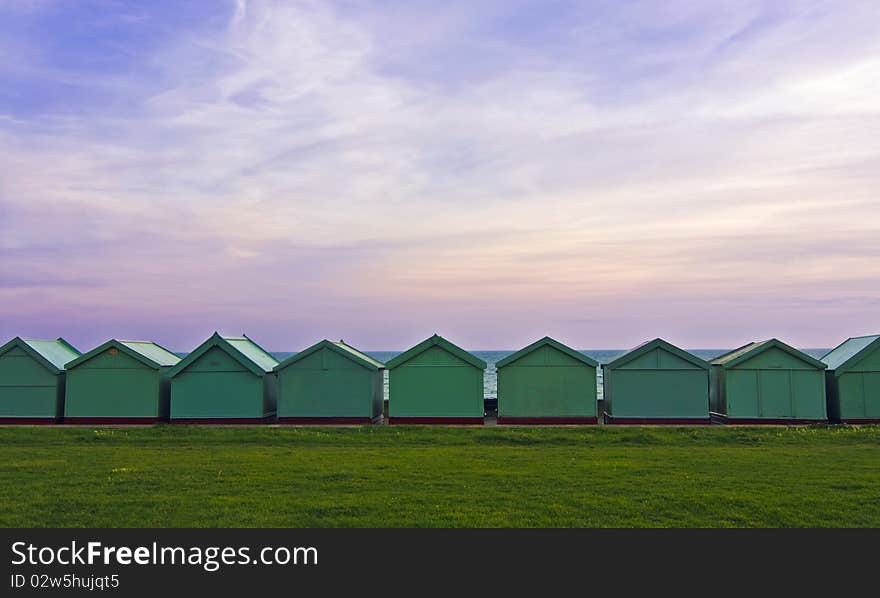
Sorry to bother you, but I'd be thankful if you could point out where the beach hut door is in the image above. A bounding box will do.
[759,371,791,417]
[865,373,880,419]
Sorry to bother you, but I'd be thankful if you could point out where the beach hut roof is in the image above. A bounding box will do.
[386,334,487,370]
[711,338,826,369]
[168,333,277,378]
[496,336,598,369]
[274,339,384,372]
[0,337,81,374]
[67,339,180,370]
[605,338,709,370]
[821,334,880,375]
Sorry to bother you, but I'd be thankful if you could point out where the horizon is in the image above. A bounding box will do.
[25,339,837,356]
[2,1,879,351]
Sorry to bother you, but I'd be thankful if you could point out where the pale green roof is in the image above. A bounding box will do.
[225,336,278,372]
[23,339,81,370]
[67,339,181,370]
[822,335,880,371]
[119,340,181,367]
[333,341,385,369]
[711,341,770,366]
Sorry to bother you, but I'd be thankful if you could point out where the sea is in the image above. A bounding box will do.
[269,348,831,402]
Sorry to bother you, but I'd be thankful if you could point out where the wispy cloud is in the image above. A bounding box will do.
[1,0,879,350]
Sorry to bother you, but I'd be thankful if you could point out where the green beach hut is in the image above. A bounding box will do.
[168,333,278,423]
[65,339,180,424]
[0,337,80,424]
[387,334,487,424]
[496,336,598,424]
[274,339,385,424]
[603,338,710,424]
[710,339,827,424]
[821,335,880,424]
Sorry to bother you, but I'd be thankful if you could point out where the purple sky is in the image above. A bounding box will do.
[1,0,879,352]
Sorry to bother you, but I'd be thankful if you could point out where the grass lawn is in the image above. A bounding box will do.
[0,425,878,527]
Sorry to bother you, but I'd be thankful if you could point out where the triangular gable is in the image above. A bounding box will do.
[385,334,486,370]
[0,337,81,374]
[822,335,880,376]
[67,339,180,370]
[274,339,384,372]
[496,336,598,369]
[604,338,709,371]
[168,333,276,378]
[712,338,825,370]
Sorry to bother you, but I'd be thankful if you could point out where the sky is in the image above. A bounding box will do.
[1,0,879,352]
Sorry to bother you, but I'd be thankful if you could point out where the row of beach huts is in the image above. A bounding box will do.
[0,332,878,425]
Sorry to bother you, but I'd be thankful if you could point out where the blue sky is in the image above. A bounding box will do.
[1,0,879,351]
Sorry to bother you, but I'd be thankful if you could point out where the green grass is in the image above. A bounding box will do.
[1,425,879,527]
